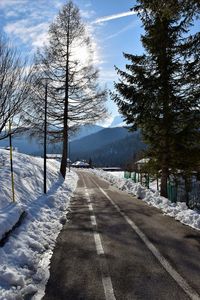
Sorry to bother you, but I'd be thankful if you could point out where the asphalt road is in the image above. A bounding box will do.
[43,171,200,300]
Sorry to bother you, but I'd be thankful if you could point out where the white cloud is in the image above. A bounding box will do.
[104,20,139,41]
[1,0,103,69]
[0,0,29,18]
[93,11,137,24]
[4,10,19,17]
[86,24,104,66]
[1,1,60,49]
[0,0,27,8]
[4,20,49,48]
[99,69,118,84]
[84,2,92,8]
[80,9,95,19]
[53,1,63,9]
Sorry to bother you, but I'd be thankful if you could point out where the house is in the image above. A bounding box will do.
[71,161,90,168]
[135,158,150,171]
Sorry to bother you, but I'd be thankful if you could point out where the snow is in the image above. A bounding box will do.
[136,158,150,165]
[0,204,23,241]
[71,160,89,167]
[109,115,125,128]
[107,171,159,191]
[0,149,78,300]
[90,169,200,231]
[106,171,124,178]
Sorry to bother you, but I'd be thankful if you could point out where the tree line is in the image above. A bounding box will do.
[112,0,200,198]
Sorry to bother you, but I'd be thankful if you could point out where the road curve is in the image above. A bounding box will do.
[43,170,200,300]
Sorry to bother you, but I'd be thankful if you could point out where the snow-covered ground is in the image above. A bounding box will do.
[92,169,200,231]
[107,171,159,191]
[106,171,124,178]
[0,149,78,300]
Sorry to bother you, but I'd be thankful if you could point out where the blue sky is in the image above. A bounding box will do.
[0,1,199,124]
[0,0,143,122]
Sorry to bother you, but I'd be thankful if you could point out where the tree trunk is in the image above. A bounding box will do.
[60,64,69,178]
[60,17,70,179]
[60,125,68,178]
[160,166,168,197]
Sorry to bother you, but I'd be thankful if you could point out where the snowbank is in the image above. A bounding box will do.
[91,169,200,231]
[0,149,78,300]
[0,203,23,241]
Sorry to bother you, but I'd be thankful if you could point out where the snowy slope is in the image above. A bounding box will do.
[109,115,126,127]
[0,150,78,300]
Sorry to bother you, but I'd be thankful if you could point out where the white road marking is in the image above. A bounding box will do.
[93,232,104,255]
[90,215,97,226]
[102,277,117,300]
[88,203,93,212]
[81,176,116,300]
[92,179,200,300]
[85,190,91,203]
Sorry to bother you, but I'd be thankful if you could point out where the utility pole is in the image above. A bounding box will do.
[44,81,48,194]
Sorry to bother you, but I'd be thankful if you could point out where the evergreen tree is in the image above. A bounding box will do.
[112,0,200,197]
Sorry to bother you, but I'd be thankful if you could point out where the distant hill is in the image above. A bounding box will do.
[0,124,104,156]
[70,127,146,167]
[0,132,61,156]
[70,124,103,141]
[0,125,146,167]
[70,127,131,153]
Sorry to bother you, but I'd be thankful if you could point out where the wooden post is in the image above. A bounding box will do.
[157,176,159,191]
[68,140,70,172]
[9,120,15,202]
[44,81,47,194]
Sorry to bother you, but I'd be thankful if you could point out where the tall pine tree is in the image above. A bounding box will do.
[112,0,200,197]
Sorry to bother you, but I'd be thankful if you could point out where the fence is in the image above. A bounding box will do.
[167,177,200,209]
[167,181,177,203]
[189,181,200,209]
[124,171,200,209]
[124,171,151,189]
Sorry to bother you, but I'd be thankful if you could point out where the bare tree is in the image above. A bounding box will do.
[25,1,107,178]
[0,34,32,140]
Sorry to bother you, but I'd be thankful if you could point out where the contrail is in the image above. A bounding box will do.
[93,11,137,24]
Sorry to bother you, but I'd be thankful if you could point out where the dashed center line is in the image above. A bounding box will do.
[90,215,97,226]
[93,231,104,255]
[81,176,116,300]
[91,177,200,300]
[88,203,93,212]
[102,276,117,300]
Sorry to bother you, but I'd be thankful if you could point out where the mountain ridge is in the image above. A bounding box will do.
[0,124,145,166]
[70,127,145,167]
